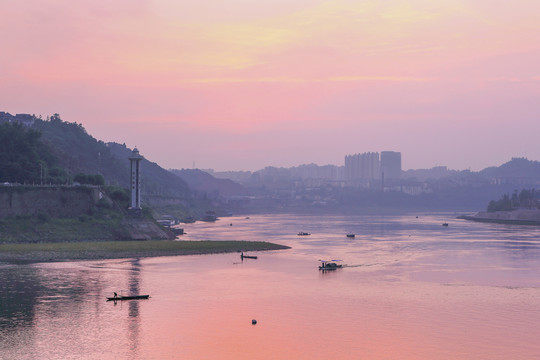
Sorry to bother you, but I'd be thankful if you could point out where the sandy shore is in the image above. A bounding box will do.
[0,240,290,263]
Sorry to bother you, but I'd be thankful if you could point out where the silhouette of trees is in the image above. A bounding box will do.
[487,189,539,212]
[73,173,105,186]
[0,122,59,183]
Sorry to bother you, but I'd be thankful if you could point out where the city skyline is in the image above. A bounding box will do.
[2,1,539,172]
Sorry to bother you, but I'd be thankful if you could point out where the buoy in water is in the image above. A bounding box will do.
[252,319,257,325]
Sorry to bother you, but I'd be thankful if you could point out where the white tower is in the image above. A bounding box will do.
[129,148,143,211]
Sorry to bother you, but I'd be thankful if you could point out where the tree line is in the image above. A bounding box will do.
[0,122,102,186]
[487,188,539,212]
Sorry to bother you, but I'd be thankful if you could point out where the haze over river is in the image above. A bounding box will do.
[1,213,540,359]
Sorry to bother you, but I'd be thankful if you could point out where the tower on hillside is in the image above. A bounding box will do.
[129,148,143,215]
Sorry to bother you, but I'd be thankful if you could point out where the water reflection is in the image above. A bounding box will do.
[0,265,41,329]
[128,259,141,358]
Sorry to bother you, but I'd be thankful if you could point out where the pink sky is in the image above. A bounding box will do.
[2,0,539,171]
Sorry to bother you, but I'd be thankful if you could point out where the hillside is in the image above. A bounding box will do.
[0,113,203,242]
[0,122,60,183]
[170,169,249,198]
[0,113,242,223]
[29,115,191,199]
[480,157,540,179]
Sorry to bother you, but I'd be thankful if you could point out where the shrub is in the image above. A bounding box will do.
[96,197,112,209]
[109,188,130,202]
[37,212,51,222]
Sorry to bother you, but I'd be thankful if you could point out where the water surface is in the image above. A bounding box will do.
[1,213,540,359]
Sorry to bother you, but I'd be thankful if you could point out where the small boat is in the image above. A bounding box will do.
[171,227,185,235]
[442,223,449,227]
[298,232,310,236]
[319,260,343,271]
[201,211,217,222]
[240,252,258,260]
[107,294,150,301]
[346,233,355,238]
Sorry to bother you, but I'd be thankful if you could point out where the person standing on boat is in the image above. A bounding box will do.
[114,292,118,298]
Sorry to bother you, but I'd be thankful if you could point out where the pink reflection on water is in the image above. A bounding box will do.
[131,251,540,359]
[4,214,540,359]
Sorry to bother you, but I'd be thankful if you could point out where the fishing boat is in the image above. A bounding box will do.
[182,216,195,223]
[240,252,258,260]
[319,260,343,271]
[201,211,217,222]
[106,294,150,301]
[442,223,449,227]
[346,233,355,238]
[171,227,185,235]
[298,232,310,236]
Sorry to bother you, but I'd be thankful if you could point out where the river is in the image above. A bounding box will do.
[1,212,540,359]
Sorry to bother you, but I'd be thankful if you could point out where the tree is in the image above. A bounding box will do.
[487,189,538,212]
[74,173,105,186]
[0,123,50,183]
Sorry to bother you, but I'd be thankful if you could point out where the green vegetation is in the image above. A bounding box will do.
[0,122,67,184]
[0,240,290,262]
[0,114,220,227]
[487,188,539,212]
[33,114,192,198]
[0,216,122,243]
[32,114,127,186]
[74,173,105,186]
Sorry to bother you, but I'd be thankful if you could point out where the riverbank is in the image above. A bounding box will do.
[458,208,540,225]
[0,216,175,243]
[0,240,290,263]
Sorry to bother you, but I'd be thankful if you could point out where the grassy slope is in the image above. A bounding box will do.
[0,217,121,243]
[0,240,290,263]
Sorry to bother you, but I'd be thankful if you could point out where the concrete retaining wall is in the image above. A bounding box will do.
[0,186,100,218]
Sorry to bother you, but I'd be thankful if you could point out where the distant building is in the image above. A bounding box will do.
[290,163,343,181]
[14,114,35,127]
[0,112,36,126]
[0,112,12,124]
[380,151,401,179]
[344,152,380,181]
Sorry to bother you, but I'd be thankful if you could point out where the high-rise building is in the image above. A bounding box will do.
[380,151,401,179]
[344,152,380,180]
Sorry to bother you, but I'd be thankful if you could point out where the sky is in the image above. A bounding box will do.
[1,0,539,172]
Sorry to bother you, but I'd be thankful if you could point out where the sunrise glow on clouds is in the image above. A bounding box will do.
[2,0,540,170]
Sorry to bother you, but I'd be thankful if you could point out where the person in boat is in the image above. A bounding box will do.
[114,292,118,298]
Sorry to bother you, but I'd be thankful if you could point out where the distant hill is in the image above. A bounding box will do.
[402,166,458,181]
[480,157,540,179]
[170,169,249,198]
